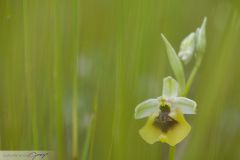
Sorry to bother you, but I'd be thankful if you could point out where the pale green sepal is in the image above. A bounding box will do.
[161,34,185,89]
[196,17,207,54]
[162,76,179,98]
[178,32,196,64]
[134,99,160,119]
[172,97,197,114]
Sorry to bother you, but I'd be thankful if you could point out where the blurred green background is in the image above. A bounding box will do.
[0,0,240,159]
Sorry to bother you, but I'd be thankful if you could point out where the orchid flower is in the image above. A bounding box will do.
[134,76,196,146]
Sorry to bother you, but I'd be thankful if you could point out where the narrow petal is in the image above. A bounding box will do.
[139,112,162,144]
[164,108,191,146]
[134,99,160,119]
[162,76,179,98]
[172,97,197,114]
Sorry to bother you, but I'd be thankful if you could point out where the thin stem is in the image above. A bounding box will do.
[81,117,93,160]
[169,146,175,160]
[88,89,99,160]
[72,58,79,160]
[72,0,80,159]
[182,55,203,96]
[53,1,64,159]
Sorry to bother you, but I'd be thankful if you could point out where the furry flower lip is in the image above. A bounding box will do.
[134,76,197,146]
[153,104,178,133]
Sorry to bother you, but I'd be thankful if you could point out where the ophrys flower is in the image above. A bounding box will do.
[134,76,196,146]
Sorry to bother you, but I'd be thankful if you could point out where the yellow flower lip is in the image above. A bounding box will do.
[139,108,191,146]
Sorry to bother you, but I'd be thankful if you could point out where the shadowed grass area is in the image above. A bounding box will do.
[0,0,240,160]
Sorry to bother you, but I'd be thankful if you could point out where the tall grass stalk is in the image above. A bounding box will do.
[88,92,99,160]
[82,92,99,160]
[72,0,80,159]
[72,58,79,160]
[53,0,64,159]
[109,1,124,159]
[23,0,39,149]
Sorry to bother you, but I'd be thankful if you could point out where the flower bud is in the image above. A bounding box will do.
[178,32,196,64]
[196,17,207,53]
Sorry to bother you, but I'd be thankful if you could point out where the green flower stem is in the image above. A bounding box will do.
[169,146,175,160]
[182,55,203,96]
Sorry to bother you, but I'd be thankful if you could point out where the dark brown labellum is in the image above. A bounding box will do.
[153,111,178,133]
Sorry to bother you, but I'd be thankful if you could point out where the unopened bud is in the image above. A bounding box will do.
[196,17,207,53]
[178,32,196,64]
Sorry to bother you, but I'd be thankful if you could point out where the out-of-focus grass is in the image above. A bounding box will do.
[0,0,240,160]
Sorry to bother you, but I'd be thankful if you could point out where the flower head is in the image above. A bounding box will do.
[134,76,197,146]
